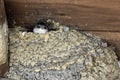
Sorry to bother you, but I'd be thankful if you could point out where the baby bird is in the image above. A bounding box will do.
[33,23,48,34]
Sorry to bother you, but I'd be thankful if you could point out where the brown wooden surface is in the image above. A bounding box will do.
[4,0,120,58]
[4,0,120,31]
[0,0,5,24]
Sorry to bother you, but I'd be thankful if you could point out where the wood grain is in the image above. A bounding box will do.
[4,0,120,31]
[0,0,5,24]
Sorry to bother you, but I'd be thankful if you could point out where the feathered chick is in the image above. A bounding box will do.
[33,22,48,34]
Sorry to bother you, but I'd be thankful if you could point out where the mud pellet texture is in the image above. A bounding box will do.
[5,20,120,80]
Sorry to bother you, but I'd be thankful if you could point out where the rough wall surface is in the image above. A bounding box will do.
[0,0,8,77]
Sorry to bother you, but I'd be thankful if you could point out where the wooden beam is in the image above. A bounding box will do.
[4,0,120,31]
[4,0,120,10]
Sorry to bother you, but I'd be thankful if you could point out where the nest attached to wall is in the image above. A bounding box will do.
[5,20,120,80]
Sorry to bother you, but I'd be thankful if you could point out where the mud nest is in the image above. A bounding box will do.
[5,20,120,80]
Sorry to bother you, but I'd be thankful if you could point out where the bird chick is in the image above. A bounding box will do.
[33,24,48,34]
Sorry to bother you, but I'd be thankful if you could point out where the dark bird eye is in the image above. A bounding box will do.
[35,24,48,29]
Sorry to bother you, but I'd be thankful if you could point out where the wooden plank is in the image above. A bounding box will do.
[87,31,120,60]
[0,0,8,77]
[4,0,120,10]
[4,0,120,31]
